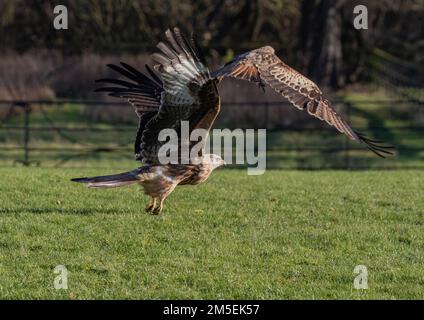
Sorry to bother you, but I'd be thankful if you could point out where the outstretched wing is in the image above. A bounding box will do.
[212,46,393,157]
[139,27,219,163]
[95,63,164,160]
[95,28,220,164]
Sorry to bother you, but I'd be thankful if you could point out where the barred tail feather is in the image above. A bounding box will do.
[71,170,141,189]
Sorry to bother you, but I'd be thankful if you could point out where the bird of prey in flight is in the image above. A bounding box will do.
[72,27,392,214]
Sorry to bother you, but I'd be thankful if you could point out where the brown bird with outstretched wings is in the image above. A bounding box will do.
[72,28,393,214]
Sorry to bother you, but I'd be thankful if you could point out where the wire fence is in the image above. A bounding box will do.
[0,97,422,170]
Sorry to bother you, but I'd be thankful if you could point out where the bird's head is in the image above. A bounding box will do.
[208,154,226,169]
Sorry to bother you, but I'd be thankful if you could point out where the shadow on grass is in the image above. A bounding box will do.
[347,102,395,142]
[347,101,420,153]
[0,207,139,215]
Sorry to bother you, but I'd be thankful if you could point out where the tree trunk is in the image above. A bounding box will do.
[300,0,346,88]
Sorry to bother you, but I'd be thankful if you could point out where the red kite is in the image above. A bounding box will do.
[72,28,392,214]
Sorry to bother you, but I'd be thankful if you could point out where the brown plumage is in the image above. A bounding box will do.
[72,155,222,214]
[212,46,393,157]
[72,28,392,214]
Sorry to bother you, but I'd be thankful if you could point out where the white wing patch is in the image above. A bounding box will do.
[152,28,210,107]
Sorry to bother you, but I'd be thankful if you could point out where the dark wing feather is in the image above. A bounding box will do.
[95,63,164,159]
[145,64,163,86]
[189,32,208,66]
[212,46,394,158]
[95,63,163,116]
[134,111,157,160]
[138,27,219,164]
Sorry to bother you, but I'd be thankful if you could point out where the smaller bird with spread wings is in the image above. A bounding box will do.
[72,28,393,214]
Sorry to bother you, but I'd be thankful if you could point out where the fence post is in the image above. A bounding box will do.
[23,102,30,165]
[344,101,351,169]
[14,101,32,166]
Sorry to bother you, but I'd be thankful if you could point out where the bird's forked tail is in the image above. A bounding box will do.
[71,168,143,189]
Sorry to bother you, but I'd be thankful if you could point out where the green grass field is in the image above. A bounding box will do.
[0,167,423,299]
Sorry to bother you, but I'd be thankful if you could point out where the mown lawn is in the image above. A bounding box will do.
[0,168,423,299]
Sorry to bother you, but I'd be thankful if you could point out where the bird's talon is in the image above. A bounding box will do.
[151,206,162,215]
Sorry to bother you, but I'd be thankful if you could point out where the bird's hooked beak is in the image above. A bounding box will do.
[209,155,226,168]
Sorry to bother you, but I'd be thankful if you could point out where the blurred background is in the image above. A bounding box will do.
[0,0,423,169]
